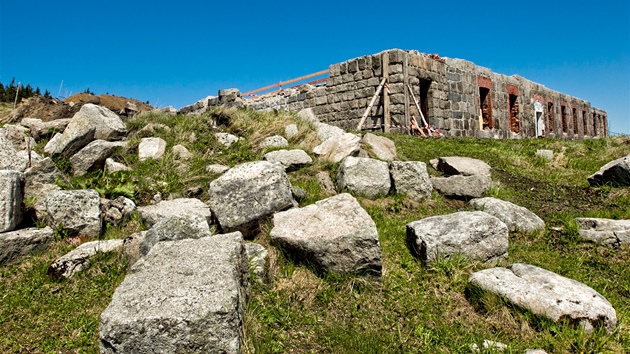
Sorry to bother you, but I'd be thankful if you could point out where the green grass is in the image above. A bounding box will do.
[1,107,629,353]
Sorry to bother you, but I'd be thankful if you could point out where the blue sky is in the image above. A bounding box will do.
[1,1,628,134]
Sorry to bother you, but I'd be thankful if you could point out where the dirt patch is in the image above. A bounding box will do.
[66,93,152,114]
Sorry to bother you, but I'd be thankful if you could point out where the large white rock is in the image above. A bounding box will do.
[260,135,289,149]
[46,189,102,237]
[70,140,127,176]
[361,133,396,161]
[139,214,212,256]
[315,122,344,142]
[215,132,239,148]
[0,170,23,233]
[49,239,124,278]
[0,128,38,172]
[99,233,248,354]
[313,132,361,163]
[431,174,491,199]
[437,156,492,177]
[470,197,545,233]
[137,198,212,227]
[0,227,54,265]
[208,161,294,235]
[263,149,313,170]
[469,263,617,333]
[72,103,127,141]
[587,154,630,187]
[390,161,432,201]
[270,193,382,275]
[138,137,167,162]
[336,156,391,199]
[50,117,96,157]
[406,211,508,265]
[575,217,630,247]
[20,117,71,139]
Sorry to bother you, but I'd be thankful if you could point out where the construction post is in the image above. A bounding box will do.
[382,53,390,133]
[403,52,410,134]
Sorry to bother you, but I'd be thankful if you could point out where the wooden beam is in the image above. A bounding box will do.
[243,69,329,97]
[382,53,390,133]
[356,78,387,130]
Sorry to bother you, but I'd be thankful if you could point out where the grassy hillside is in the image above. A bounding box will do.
[1,108,629,353]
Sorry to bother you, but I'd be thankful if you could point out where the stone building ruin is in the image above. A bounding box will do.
[192,49,608,139]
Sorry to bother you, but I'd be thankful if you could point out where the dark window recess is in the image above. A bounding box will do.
[547,102,554,133]
[419,79,431,121]
[561,105,568,133]
[479,87,492,129]
[572,108,578,135]
[509,94,519,133]
[592,113,598,135]
[582,110,588,136]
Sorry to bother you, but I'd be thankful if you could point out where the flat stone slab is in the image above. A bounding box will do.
[140,214,212,256]
[431,174,491,199]
[313,132,361,163]
[390,161,433,202]
[208,161,294,235]
[470,197,545,233]
[270,193,382,275]
[70,140,127,176]
[407,211,508,265]
[260,135,288,149]
[575,217,630,247]
[263,149,313,170]
[0,170,23,233]
[469,263,617,333]
[437,156,491,177]
[587,154,630,187]
[0,227,54,265]
[49,239,124,278]
[137,198,212,227]
[336,156,391,199]
[99,233,248,354]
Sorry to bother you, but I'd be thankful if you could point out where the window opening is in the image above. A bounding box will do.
[572,108,578,135]
[561,105,568,133]
[582,110,588,136]
[509,94,520,133]
[547,102,554,133]
[479,87,492,129]
[419,79,431,122]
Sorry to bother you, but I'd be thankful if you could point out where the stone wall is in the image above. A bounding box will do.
[202,49,607,139]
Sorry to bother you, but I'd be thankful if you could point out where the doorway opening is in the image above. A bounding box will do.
[509,94,520,133]
[561,105,568,134]
[419,79,431,122]
[479,87,492,129]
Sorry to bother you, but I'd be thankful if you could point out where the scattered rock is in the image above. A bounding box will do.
[260,135,289,149]
[43,133,63,156]
[122,231,147,266]
[314,122,344,142]
[50,117,96,156]
[72,103,127,141]
[245,242,268,283]
[291,185,308,202]
[361,133,397,161]
[172,144,192,160]
[390,161,433,201]
[407,211,508,265]
[336,156,391,199]
[574,217,630,247]
[70,140,127,176]
[525,350,548,354]
[215,132,239,148]
[49,239,124,278]
[20,117,71,139]
[316,171,337,196]
[431,174,491,199]
[313,132,361,163]
[535,149,554,161]
[0,170,23,233]
[101,196,136,226]
[206,164,230,174]
[0,128,38,171]
[105,158,132,174]
[1,124,36,150]
[470,340,508,352]
[138,137,166,161]
[263,149,313,170]
[0,227,54,265]
[437,156,492,177]
[46,189,102,237]
[99,233,248,354]
[470,197,545,233]
[270,193,382,275]
[284,124,298,139]
[297,107,319,124]
[140,214,212,256]
[208,161,294,235]
[23,157,64,219]
[137,198,212,227]
[135,123,171,138]
[587,154,630,187]
[469,263,617,333]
